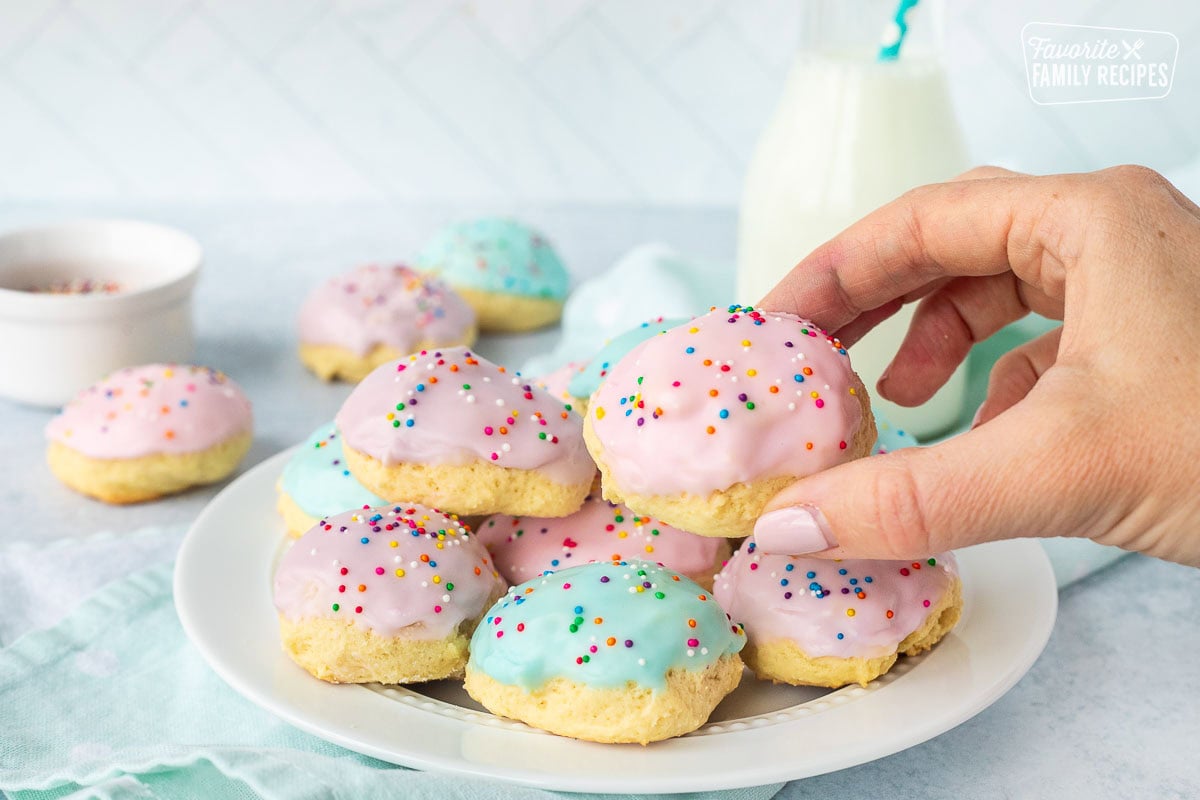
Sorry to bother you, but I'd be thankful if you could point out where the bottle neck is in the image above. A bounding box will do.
[800,0,943,59]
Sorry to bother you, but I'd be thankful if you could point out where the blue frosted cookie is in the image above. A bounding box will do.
[416,218,569,332]
[276,423,387,537]
[464,560,745,743]
[567,316,691,404]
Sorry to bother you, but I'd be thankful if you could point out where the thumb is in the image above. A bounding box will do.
[752,398,1091,559]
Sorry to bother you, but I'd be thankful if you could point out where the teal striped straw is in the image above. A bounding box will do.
[878,0,920,61]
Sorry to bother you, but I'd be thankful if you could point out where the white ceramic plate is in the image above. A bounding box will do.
[175,449,1058,794]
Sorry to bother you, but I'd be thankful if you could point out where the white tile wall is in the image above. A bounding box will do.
[1,0,1198,204]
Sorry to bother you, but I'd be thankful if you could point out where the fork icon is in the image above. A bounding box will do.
[1122,38,1145,60]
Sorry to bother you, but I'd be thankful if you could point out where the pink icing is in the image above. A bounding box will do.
[476,494,724,583]
[298,264,475,357]
[714,538,958,659]
[533,361,586,406]
[44,364,252,459]
[588,305,864,495]
[335,347,595,486]
[273,503,506,638]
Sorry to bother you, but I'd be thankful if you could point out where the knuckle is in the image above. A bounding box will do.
[860,461,933,557]
[874,189,935,286]
[1091,165,1174,220]
[1105,163,1168,190]
[955,164,1013,182]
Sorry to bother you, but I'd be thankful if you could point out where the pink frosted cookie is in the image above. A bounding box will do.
[714,538,962,687]
[274,503,506,683]
[583,305,875,538]
[298,264,476,382]
[45,364,253,504]
[476,494,730,588]
[336,347,595,517]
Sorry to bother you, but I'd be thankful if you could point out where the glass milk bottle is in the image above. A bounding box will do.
[737,0,970,439]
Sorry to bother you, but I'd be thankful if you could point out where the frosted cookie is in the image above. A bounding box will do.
[714,539,961,688]
[415,218,569,332]
[298,264,476,382]
[276,423,387,538]
[477,494,730,588]
[533,361,586,414]
[45,364,252,504]
[583,305,875,538]
[273,504,506,684]
[567,316,690,405]
[465,560,745,744]
[336,347,594,516]
[873,415,917,455]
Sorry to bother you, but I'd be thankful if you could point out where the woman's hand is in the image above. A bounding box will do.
[754,165,1200,566]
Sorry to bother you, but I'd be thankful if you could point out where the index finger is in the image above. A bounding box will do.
[758,173,1089,332]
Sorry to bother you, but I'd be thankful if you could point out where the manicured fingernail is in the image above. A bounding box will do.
[753,505,836,555]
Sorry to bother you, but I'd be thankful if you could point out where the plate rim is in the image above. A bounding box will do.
[175,447,1058,793]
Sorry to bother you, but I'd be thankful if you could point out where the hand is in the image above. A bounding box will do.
[754,165,1200,567]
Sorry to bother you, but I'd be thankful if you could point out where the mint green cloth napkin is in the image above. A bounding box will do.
[0,562,784,800]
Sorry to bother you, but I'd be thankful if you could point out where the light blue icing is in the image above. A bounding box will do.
[468,560,745,692]
[567,317,690,399]
[280,423,387,519]
[872,414,918,454]
[416,218,569,300]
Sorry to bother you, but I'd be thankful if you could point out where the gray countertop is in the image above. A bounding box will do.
[1,204,1197,799]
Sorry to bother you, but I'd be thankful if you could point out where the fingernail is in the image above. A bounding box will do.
[970,403,986,429]
[753,505,837,555]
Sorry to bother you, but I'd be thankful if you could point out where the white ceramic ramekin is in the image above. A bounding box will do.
[0,219,202,407]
